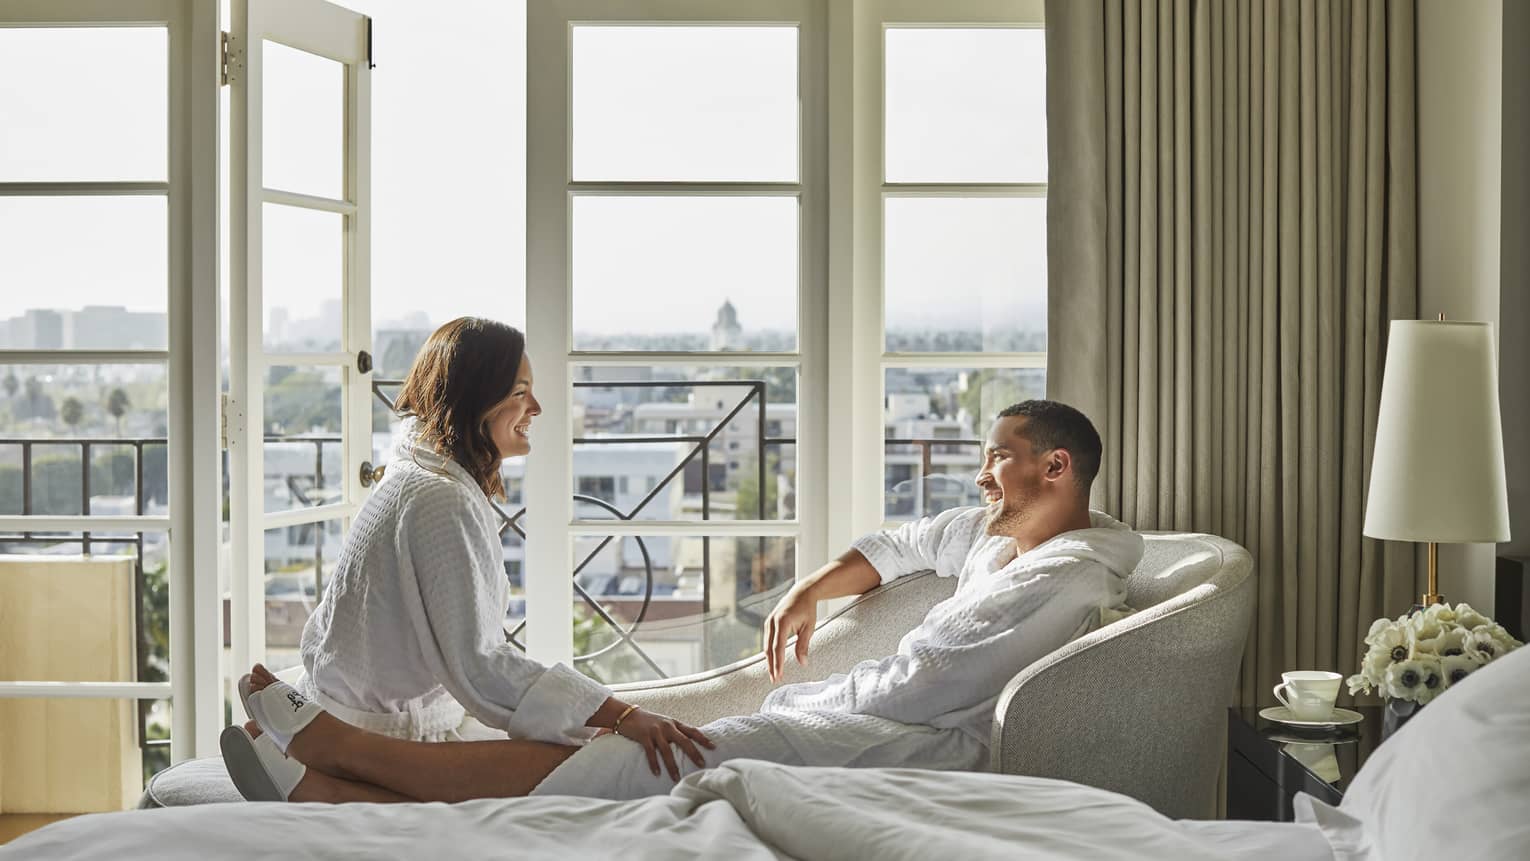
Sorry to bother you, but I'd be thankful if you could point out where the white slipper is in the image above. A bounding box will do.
[221,725,307,802]
[237,674,323,755]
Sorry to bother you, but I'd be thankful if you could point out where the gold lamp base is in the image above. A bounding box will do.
[1415,541,1444,611]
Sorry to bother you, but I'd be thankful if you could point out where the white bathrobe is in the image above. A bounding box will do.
[296,423,611,744]
[532,506,1145,799]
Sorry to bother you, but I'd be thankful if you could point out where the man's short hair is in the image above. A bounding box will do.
[995,400,1102,492]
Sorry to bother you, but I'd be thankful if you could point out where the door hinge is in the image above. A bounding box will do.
[222,393,244,449]
[220,393,230,448]
[221,31,241,86]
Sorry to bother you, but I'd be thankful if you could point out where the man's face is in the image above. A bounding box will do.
[975,416,1049,537]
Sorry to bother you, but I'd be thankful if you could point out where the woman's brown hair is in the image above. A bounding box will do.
[393,317,526,499]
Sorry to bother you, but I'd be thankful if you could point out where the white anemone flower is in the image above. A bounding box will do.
[1431,627,1469,658]
[1441,654,1484,688]
[1453,603,1491,630]
[1383,660,1427,702]
[1465,624,1523,661]
[1412,655,1445,704]
[1365,619,1410,663]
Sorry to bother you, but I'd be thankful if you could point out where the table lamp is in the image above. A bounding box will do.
[1363,318,1511,607]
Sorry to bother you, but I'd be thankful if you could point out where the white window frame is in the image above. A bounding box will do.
[226,0,372,681]
[846,0,1047,533]
[526,0,829,667]
[0,0,223,761]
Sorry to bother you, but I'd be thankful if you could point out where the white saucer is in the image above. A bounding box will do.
[1259,706,1364,729]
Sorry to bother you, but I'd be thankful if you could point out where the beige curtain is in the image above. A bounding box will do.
[1046,0,1422,705]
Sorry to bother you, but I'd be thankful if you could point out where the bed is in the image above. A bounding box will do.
[7,645,1527,860]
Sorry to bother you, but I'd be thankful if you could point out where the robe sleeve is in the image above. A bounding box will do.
[775,555,1104,727]
[393,481,611,744]
[849,506,982,585]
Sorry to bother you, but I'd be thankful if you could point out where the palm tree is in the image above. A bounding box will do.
[106,387,131,434]
[60,396,84,430]
[22,376,47,419]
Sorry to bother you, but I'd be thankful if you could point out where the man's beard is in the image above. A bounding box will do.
[984,499,1029,537]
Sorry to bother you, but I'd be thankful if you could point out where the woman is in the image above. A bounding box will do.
[284,317,708,774]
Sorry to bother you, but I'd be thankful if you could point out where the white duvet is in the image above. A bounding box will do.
[2,760,1332,861]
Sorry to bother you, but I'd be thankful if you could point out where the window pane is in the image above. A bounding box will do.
[0,362,168,445]
[573,197,797,351]
[571,535,796,683]
[263,365,343,514]
[884,28,1046,183]
[884,197,1046,352]
[263,203,344,352]
[883,366,1045,521]
[0,197,168,349]
[572,26,797,181]
[566,366,798,521]
[0,27,166,181]
[263,516,343,672]
[262,40,344,198]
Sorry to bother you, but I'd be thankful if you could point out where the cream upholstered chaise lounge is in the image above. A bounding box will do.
[140,532,1254,820]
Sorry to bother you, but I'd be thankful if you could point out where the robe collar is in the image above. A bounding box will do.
[392,417,490,497]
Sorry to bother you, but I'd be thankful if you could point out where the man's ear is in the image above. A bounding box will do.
[1044,449,1072,482]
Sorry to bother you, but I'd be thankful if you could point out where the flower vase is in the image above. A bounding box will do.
[1382,698,1420,740]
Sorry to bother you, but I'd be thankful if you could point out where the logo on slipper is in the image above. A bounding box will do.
[287,691,307,713]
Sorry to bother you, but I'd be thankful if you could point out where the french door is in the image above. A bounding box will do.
[227,0,372,678]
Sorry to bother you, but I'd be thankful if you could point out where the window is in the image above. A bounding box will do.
[876,15,1047,523]
[0,4,223,771]
[529,3,822,681]
[527,0,1046,679]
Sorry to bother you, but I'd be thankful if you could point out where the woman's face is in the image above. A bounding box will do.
[484,355,540,459]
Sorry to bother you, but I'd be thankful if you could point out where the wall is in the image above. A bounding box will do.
[1417,0,1503,613]
[1501,0,1530,563]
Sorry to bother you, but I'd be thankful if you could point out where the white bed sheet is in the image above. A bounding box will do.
[1,760,1334,861]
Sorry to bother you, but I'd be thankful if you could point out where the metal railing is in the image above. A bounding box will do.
[0,436,168,759]
[1,385,986,721]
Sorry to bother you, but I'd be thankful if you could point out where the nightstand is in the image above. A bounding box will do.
[1225,705,1383,821]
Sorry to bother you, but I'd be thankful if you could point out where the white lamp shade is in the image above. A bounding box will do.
[1363,320,1511,543]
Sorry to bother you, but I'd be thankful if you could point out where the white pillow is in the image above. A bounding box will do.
[1317,643,1530,857]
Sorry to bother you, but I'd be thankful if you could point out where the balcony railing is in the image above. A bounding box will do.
[2,381,986,712]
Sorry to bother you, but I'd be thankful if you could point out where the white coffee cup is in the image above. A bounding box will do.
[1273,671,1342,721]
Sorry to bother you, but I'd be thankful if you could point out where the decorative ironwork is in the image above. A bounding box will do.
[1,381,983,738]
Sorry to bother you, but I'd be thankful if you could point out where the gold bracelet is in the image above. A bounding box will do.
[612,704,640,736]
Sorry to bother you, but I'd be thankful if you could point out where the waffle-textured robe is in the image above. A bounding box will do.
[297,423,611,743]
[533,507,1144,799]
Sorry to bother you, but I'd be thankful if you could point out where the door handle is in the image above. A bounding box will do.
[359,461,385,487]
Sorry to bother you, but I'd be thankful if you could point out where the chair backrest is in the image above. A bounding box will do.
[1124,533,1233,609]
[990,531,1254,820]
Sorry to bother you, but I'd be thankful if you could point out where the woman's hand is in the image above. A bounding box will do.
[764,584,818,683]
[613,707,715,781]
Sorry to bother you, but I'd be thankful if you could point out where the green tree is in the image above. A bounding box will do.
[106,387,131,434]
[2,372,17,400]
[264,370,340,435]
[15,376,55,421]
[733,455,779,520]
[60,396,84,429]
[957,371,1033,437]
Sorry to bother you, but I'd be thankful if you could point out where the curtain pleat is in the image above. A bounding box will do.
[1045,0,1420,707]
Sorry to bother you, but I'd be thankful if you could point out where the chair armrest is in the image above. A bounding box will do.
[990,566,1254,820]
[611,570,955,726]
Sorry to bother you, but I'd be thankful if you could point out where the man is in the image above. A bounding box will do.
[224,400,1144,804]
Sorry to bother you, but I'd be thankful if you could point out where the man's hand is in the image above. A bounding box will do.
[765,585,818,683]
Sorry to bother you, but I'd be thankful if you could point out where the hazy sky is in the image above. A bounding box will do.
[0,7,1046,339]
